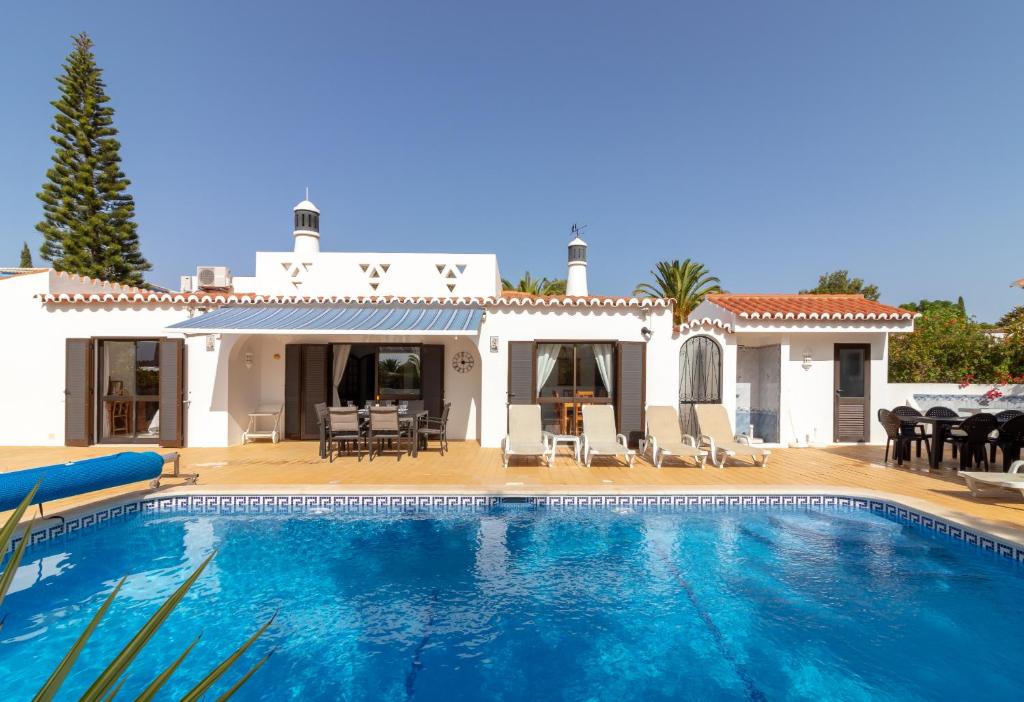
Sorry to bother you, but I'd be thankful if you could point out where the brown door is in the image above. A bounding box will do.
[834,343,870,442]
[507,342,535,405]
[420,345,445,418]
[158,339,186,447]
[284,344,330,440]
[65,338,94,446]
[616,341,646,448]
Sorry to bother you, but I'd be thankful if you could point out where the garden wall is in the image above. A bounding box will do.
[886,383,1024,413]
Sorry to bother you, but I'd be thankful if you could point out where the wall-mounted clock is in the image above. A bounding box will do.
[451,350,475,374]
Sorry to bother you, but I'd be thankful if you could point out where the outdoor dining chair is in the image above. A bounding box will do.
[891,405,932,459]
[326,406,365,461]
[367,406,408,461]
[417,401,451,455]
[925,406,960,461]
[991,415,1024,471]
[948,413,999,470]
[879,409,917,467]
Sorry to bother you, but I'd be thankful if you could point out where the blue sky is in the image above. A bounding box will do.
[1,1,1022,321]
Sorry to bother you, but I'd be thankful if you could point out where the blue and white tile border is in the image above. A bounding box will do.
[8,493,1024,563]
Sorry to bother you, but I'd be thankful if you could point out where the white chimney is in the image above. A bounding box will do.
[565,225,588,296]
[293,195,321,254]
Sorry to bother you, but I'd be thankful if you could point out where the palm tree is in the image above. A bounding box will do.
[501,272,567,296]
[634,259,722,325]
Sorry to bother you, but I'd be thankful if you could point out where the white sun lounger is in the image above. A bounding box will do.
[694,404,770,467]
[642,405,705,468]
[502,404,555,467]
[581,405,635,467]
[960,461,1024,498]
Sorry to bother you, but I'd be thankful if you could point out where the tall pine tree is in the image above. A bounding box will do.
[19,242,33,267]
[36,33,150,286]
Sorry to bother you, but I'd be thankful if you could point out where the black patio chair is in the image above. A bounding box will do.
[891,406,932,459]
[418,401,451,455]
[925,406,960,461]
[991,415,1024,471]
[879,409,916,467]
[947,413,999,470]
[325,406,365,461]
[367,406,409,461]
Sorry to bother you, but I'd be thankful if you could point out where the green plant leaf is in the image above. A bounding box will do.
[103,677,126,702]
[78,551,217,702]
[178,613,276,702]
[0,484,40,611]
[33,576,126,702]
[132,635,200,702]
[214,650,273,702]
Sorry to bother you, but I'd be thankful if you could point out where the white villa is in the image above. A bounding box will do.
[0,198,916,450]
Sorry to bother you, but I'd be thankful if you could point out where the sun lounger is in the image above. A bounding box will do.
[694,404,770,467]
[502,404,555,467]
[581,405,635,467]
[960,460,1024,498]
[642,406,705,468]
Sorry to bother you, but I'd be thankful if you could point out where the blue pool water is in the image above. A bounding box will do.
[1,501,1023,701]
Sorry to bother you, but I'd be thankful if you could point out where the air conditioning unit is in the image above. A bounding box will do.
[195,266,232,290]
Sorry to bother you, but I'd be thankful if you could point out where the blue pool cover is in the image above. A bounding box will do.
[167,304,484,334]
[0,451,163,511]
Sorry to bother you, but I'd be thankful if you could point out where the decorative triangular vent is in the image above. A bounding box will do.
[359,261,392,293]
[434,261,467,294]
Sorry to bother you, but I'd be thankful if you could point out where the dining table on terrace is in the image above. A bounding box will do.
[897,415,964,470]
[319,407,429,459]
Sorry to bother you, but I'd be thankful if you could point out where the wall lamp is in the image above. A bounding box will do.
[801,351,813,370]
[640,326,652,341]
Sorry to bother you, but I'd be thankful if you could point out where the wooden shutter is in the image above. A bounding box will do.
[65,338,93,446]
[421,345,445,418]
[284,345,301,439]
[158,338,186,447]
[616,342,646,448]
[507,342,534,405]
[301,345,329,439]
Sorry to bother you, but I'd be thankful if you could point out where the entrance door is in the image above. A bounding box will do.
[834,344,870,442]
[678,336,722,439]
[284,344,330,440]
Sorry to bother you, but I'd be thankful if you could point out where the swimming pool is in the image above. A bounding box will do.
[2,495,1023,700]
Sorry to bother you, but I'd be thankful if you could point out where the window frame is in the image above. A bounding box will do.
[95,337,162,445]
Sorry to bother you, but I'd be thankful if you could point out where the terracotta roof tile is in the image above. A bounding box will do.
[704,294,916,321]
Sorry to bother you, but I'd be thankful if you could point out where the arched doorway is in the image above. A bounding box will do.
[678,335,722,438]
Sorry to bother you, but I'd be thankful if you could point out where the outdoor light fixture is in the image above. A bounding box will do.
[244,351,254,370]
[802,351,813,370]
[641,326,652,341]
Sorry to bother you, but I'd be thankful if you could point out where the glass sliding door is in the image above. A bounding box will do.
[99,339,160,443]
[536,343,614,435]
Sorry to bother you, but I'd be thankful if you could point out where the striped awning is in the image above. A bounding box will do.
[167,304,484,335]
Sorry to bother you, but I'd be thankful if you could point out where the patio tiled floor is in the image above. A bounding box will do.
[3,441,1024,543]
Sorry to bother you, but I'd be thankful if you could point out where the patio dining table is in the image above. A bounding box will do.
[898,415,963,469]
[320,408,429,458]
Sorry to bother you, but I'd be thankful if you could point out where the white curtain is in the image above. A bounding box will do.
[332,344,351,406]
[536,344,562,394]
[593,344,614,396]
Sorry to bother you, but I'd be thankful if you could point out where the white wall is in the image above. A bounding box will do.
[771,332,889,446]
[252,252,501,298]
[0,275,194,446]
[886,383,1024,413]
[477,305,679,447]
